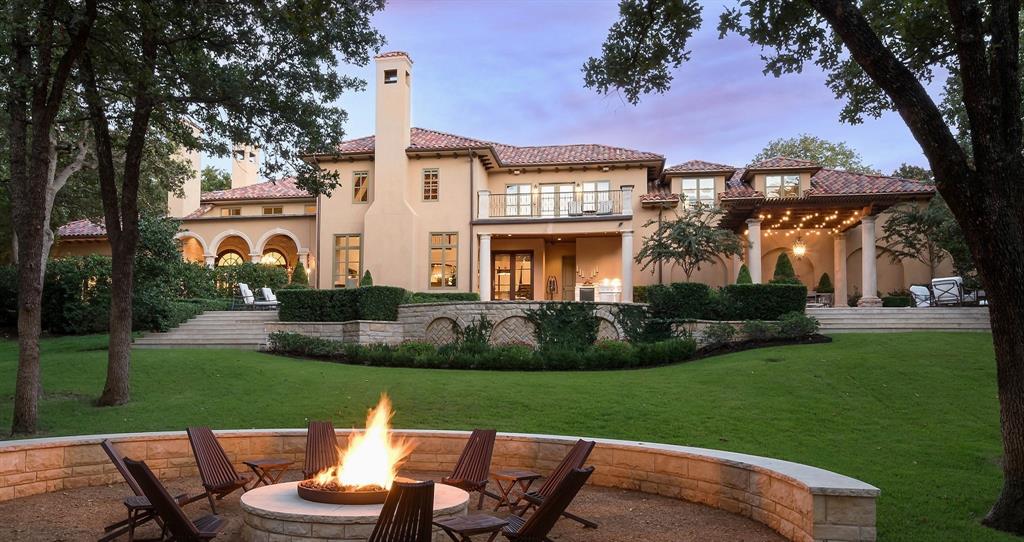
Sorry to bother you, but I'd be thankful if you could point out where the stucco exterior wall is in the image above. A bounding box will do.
[179,215,315,268]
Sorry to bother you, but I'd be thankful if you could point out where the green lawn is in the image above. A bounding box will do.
[0,332,1009,541]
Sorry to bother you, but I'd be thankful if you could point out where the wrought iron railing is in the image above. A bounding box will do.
[483,189,626,219]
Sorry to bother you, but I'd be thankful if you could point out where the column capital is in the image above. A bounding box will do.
[480,233,492,240]
[745,218,762,226]
[620,230,634,237]
[860,214,877,224]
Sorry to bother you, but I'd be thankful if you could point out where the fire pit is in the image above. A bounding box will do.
[295,394,416,506]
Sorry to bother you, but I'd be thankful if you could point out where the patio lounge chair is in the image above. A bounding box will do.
[303,420,340,479]
[502,467,594,542]
[932,276,971,306]
[124,458,225,541]
[186,427,253,513]
[260,287,279,306]
[232,283,277,310]
[368,480,435,542]
[516,439,597,529]
[909,285,932,307]
[99,440,201,542]
[442,429,497,509]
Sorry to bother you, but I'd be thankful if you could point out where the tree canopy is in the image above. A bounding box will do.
[635,203,744,281]
[200,166,231,193]
[751,134,879,174]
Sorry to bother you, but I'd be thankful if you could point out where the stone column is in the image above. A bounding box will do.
[621,230,634,302]
[857,216,882,307]
[204,254,215,268]
[477,190,490,219]
[746,218,762,284]
[833,233,847,307]
[250,253,262,264]
[479,234,491,301]
[621,185,634,216]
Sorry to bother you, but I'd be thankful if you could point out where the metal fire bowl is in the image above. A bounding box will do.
[296,477,415,505]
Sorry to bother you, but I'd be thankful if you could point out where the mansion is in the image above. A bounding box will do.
[56,52,943,306]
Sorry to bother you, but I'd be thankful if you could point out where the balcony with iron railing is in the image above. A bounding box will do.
[476,188,633,220]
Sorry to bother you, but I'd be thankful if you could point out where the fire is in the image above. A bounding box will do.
[311,394,414,491]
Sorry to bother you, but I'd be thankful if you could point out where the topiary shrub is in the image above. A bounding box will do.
[360,270,374,286]
[291,261,309,286]
[770,253,801,285]
[778,311,820,338]
[815,272,834,293]
[741,320,780,341]
[720,284,807,320]
[525,302,599,350]
[736,264,753,284]
[702,321,737,348]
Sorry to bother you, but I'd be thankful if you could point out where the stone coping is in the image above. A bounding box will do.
[398,300,647,308]
[0,429,880,542]
[0,429,876,497]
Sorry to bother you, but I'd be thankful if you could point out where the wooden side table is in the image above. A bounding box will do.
[491,469,541,512]
[434,514,509,542]
[243,458,294,488]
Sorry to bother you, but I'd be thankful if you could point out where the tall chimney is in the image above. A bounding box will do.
[363,51,417,289]
[230,144,260,188]
[167,119,202,218]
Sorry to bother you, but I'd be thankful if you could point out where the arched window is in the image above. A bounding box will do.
[260,250,287,268]
[216,251,244,267]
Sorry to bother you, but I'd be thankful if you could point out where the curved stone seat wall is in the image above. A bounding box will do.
[0,430,878,542]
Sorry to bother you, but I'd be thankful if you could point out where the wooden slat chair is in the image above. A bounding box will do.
[368,480,436,542]
[441,429,496,509]
[303,420,340,479]
[99,439,200,542]
[503,467,594,542]
[516,439,596,528]
[124,458,225,542]
[186,427,252,513]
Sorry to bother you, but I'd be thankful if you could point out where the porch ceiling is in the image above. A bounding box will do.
[719,193,926,233]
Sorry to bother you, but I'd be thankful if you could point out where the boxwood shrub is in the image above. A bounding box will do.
[721,284,807,320]
[278,286,408,322]
[268,332,697,371]
[646,282,712,320]
[403,292,480,304]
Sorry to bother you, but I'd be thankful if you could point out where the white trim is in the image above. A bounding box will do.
[174,231,209,254]
[210,229,255,255]
[255,227,306,254]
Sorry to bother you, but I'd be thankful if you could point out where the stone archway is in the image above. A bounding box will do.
[175,232,208,263]
[489,316,537,347]
[596,317,620,341]
[425,317,460,346]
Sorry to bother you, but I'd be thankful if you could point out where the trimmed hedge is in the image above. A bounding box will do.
[267,332,697,371]
[647,282,713,320]
[882,296,913,307]
[403,291,481,304]
[720,284,807,320]
[277,286,407,322]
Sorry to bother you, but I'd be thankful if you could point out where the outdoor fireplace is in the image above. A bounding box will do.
[296,394,415,505]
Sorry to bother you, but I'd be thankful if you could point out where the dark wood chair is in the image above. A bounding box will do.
[99,439,200,542]
[303,420,339,479]
[368,480,435,542]
[503,467,594,542]
[186,426,252,513]
[442,429,496,509]
[517,439,596,528]
[124,458,225,542]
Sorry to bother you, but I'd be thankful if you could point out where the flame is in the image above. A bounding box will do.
[311,394,414,490]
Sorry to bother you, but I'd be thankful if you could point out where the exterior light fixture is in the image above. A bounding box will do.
[513,169,521,175]
[792,237,807,258]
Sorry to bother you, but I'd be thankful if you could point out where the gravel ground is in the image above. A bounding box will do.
[0,470,785,541]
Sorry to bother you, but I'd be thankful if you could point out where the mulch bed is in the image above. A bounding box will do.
[0,470,785,542]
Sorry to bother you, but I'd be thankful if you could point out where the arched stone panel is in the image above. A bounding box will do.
[596,318,620,341]
[425,317,459,346]
[489,316,537,347]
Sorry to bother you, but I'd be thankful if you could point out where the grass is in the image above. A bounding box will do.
[0,332,1008,541]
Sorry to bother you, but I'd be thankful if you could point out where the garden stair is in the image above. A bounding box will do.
[133,310,277,350]
[807,307,990,333]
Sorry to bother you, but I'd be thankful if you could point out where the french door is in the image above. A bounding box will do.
[493,252,533,300]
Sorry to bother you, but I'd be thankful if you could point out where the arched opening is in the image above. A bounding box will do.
[260,233,299,274]
[762,247,815,288]
[216,251,244,267]
[179,237,205,263]
[260,250,287,268]
[215,234,251,266]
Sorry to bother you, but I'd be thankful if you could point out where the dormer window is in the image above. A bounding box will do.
[384,69,398,84]
[682,178,715,207]
[766,174,800,198]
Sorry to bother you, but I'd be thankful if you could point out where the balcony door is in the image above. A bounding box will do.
[493,252,533,300]
[540,183,574,217]
[581,181,611,213]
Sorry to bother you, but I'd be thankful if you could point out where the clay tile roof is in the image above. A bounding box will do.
[183,204,214,219]
[57,218,106,238]
[376,51,411,59]
[639,191,681,203]
[809,169,933,195]
[721,169,760,198]
[664,160,735,174]
[201,178,310,202]
[331,127,662,167]
[747,156,820,169]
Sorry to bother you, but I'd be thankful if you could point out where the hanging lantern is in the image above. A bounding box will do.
[792,236,807,258]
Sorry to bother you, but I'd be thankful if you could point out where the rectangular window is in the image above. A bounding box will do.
[353,171,369,203]
[304,204,317,214]
[581,180,612,212]
[262,206,283,215]
[682,177,715,207]
[429,233,458,288]
[333,234,362,288]
[765,174,800,198]
[422,169,439,201]
[540,183,574,217]
[384,69,398,84]
[221,207,241,217]
[505,184,532,216]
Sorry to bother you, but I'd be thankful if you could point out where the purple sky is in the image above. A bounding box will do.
[209,0,931,175]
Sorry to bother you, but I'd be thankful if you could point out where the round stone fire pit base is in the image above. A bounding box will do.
[241,481,468,542]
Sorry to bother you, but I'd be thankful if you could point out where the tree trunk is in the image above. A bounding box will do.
[10,227,45,434]
[97,236,136,406]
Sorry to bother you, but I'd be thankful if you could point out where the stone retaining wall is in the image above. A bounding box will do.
[266,321,405,345]
[0,430,878,542]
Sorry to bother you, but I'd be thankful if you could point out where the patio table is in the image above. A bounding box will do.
[243,458,294,488]
[491,469,541,512]
[434,514,509,541]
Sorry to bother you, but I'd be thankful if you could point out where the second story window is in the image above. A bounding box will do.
[682,178,715,207]
[766,174,800,198]
[422,169,439,201]
[581,181,612,213]
[263,206,283,215]
[505,184,532,216]
[221,207,241,217]
[353,171,369,203]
